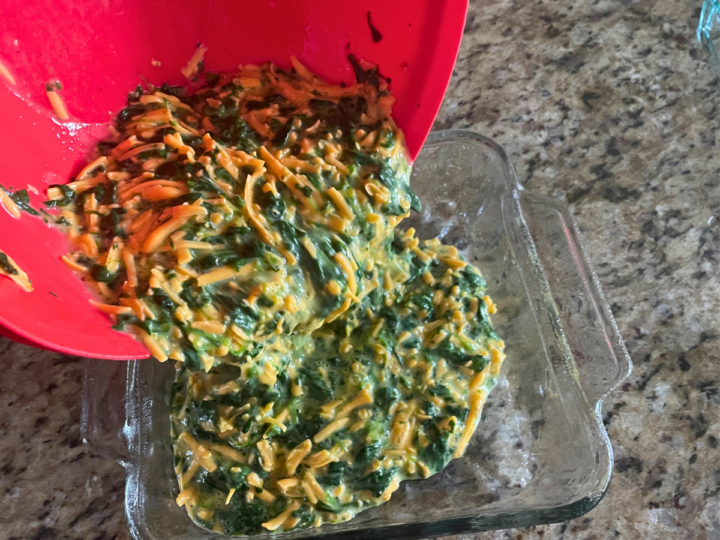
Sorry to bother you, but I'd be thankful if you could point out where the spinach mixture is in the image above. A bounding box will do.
[0,249,32,292]
[49,57,505,534]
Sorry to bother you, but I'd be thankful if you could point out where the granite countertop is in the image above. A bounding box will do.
[1,0,719,538]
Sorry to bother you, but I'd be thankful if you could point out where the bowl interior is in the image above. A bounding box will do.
[0,0,467,358]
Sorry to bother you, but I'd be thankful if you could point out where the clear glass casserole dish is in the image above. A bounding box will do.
[82,130,632,539]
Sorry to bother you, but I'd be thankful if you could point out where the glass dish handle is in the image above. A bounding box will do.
[517,191,632,406]
[81,358,131,463]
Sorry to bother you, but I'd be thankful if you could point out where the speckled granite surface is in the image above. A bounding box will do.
[1,0,719,538]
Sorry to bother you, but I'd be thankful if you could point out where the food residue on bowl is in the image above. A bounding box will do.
[0,250,32,292]
[0,186,21,219]
[0,60,15,85]
[45,80,69,120]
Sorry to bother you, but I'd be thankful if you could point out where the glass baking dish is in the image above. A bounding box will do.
[81,130,631,539]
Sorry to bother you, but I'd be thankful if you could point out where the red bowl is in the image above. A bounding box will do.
[0,0,467,359]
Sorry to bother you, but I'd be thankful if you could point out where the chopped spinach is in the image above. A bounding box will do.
[0,253,18,275]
